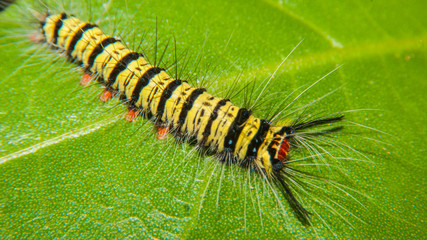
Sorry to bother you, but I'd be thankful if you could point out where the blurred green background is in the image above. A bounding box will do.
[0,0,425,239]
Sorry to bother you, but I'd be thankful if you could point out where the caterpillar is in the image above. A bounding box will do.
[32,10,348,226]
[3,2,350,227]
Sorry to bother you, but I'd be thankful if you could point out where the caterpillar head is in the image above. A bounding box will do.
[257,126,291,175]
[258,115,344,175]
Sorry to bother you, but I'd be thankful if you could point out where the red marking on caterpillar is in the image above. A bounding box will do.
[156,125,170,140]
[29,32,44,43]
[125,109,140,122]
[79,72,94,86]
[100,89,113,102]
[278,140,290,161]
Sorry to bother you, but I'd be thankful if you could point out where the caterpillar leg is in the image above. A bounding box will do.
[100,89,114,102]
[29,32,44,43]
[125,108,140,122]
[79,72,95,86]
[156,125,170,140]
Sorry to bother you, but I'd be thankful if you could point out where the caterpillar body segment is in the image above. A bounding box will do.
[40,12,344,224]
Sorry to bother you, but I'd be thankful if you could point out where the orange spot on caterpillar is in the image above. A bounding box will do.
[79,72,95,86]
[278,140,290,161]
[125,109,140,122]
[100,89,113,102]
[156,125,169,140]
[29,33,44,43]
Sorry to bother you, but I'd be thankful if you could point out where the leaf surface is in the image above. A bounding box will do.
[0,0,425,239]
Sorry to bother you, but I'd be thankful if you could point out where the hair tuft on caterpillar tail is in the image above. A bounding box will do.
[273,171,312,226]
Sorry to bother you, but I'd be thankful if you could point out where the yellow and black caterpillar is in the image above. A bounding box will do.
[40,12,343,225]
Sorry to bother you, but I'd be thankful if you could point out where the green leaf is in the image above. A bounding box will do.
[0,0,425,239]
